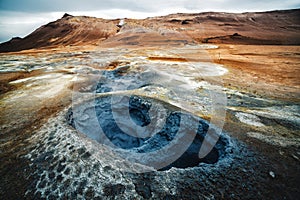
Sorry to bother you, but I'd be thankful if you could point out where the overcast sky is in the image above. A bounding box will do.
[0,0,299,42]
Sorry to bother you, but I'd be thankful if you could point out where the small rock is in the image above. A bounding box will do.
[62,13,73,18]
[269,171,275,178]
[233,33,241,36]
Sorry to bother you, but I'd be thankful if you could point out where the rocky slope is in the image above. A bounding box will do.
[0,9,300,52]
[0,13,119,52]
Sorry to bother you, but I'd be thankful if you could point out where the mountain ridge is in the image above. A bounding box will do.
[0,8,299,52]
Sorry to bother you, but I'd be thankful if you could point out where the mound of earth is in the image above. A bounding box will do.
[0,14,119,52]
[1,9,300,52]
[201,33,281,45]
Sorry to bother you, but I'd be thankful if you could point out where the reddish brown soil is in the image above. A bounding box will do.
[1,9,299,52]
[148,57,188,62]
[207,45,300,101]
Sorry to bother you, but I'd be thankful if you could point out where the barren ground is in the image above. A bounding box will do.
[0,10,299,200]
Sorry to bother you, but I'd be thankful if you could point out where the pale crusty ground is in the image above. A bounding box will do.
[0,44,299,199]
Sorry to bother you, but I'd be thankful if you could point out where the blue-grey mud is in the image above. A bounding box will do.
[0,42,299,199]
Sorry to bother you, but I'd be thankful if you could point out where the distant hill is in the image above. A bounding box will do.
[1,9,300,52]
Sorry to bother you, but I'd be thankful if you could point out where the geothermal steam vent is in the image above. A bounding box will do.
[66,94,232,171]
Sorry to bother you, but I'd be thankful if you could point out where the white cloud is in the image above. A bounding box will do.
[0,11,64,42]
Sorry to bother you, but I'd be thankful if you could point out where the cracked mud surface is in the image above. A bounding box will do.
[0,44,299,199]
[67,95,232,170]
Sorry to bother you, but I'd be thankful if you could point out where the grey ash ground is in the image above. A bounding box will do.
[24,106,272,199]
[0,44,299,199]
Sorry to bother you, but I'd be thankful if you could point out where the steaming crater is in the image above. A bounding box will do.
[67,95,232,170]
